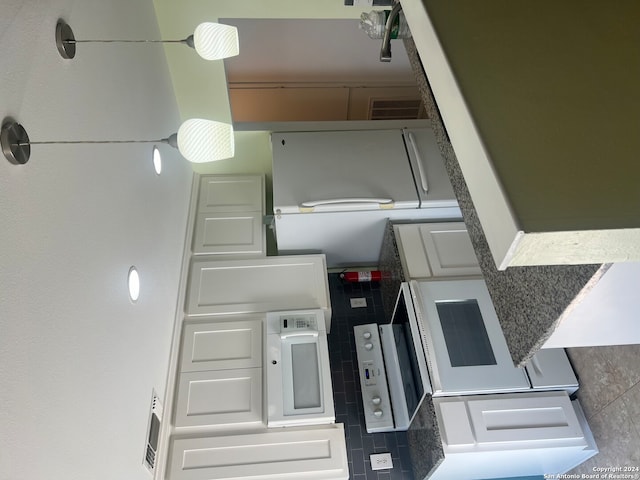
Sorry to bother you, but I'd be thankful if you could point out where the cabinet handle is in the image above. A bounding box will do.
[406,130,429,193]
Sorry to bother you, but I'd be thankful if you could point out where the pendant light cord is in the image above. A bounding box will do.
[25,139,168,145]
[66,39,186,44]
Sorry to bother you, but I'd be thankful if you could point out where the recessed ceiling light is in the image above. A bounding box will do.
[128,266,140,302]
[152,146,162,175]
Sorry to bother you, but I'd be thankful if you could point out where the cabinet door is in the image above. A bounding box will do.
[175,369,262,428]
[434,391,588,451]
[394,224,433,278]
[192,211,265,256]
[198,175,263,213]
[418,222,481,277]
[168,424,348,480]
[181,317,263,372]
[186,255,331,330]
[396,222,481,279]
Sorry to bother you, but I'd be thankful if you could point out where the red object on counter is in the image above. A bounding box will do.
[340,271,383,282]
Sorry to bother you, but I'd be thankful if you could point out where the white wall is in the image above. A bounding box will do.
[223,18,414,84]
[544,263,640,348]
[0,1,193,479]
[153,0,367,122]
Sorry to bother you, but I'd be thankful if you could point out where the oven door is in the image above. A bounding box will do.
[380,283,432,430]
[411,279,530,396]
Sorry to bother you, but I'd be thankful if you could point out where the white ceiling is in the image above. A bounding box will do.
[0,1,193,479]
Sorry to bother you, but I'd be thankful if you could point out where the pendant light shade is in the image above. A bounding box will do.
[192,23,239,61]
[176,119,234,164]
[55,19,239,61]
[2,117,235,165]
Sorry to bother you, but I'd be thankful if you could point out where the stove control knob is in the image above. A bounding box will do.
[373,409,383,418]
[364,342,373,351]
[372,396,381,406]
[363,331,372,339]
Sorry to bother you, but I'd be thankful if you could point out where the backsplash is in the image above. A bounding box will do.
[327,273,415,480]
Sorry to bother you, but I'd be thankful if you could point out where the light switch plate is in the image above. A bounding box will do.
[370,453,393,470]
[350,297,367,308]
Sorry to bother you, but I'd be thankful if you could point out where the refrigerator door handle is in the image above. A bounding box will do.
[406,130,429,193]
[300,198,394,211]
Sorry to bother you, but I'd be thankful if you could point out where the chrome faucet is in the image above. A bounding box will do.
[380,2,403,62]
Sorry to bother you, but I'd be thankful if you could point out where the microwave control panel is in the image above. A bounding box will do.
[280,313,317,332]
[267,310,325,335]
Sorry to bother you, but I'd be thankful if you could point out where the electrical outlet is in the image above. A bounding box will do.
[370,453,393,470]
[350,297,367,308]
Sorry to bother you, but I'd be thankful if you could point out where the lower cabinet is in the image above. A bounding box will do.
[430,391,598,479]
[168,424,349,480]
[394,222,481,279]
[174,369,262,428]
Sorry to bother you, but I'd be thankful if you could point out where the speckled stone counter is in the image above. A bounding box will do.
[401,37,609,368]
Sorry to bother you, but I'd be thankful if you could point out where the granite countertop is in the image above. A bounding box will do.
[401,37,609,367]
[377,39,608,479]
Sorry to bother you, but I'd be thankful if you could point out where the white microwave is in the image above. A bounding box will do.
[266,310,335,427]
[409,279,530,396]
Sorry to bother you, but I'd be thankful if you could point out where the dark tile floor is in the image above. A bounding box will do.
[328,273,415,480]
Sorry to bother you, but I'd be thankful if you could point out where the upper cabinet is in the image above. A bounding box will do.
[193,175,266,257]
[186,255,332,331]
[394,222,481,279]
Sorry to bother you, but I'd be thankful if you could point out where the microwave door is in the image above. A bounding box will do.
[281,335,325,415]
[412,280,530,396]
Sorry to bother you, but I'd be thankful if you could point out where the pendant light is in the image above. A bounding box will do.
[55,19,239,61]
[1,118,234,165]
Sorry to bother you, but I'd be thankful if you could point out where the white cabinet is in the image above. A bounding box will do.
[175,369,263,428]
[430,391,597,479]
[175,316,264,429]
[180,317,262,372]
[186,255,332,331]
[168,424,349,480]
[193,175,265,256]
[525,348,579,394]
[198,175,263,213]
[394,222,481,279]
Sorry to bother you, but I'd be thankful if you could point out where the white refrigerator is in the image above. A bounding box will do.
[271,128,461,267]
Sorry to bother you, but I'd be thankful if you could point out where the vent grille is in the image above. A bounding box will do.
[143,390,163,474]
[369,98,428,120]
